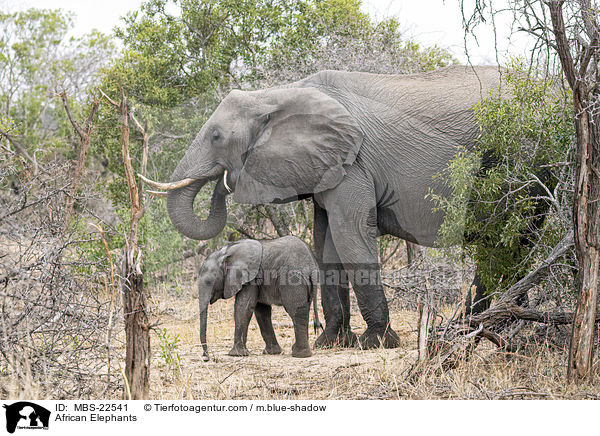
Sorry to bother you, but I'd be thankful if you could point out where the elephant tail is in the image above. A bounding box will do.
[310,271,323,334]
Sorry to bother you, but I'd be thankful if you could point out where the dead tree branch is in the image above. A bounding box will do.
[0,128,40,174]
[101,88,150,400]
[59,90,100,227]
[414,231,576,376]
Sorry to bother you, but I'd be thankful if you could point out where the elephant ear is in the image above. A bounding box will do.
[223,240,263,299]
[234,87,363,204]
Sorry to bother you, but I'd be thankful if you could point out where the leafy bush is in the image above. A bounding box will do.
[156,328,182,371]
[430,60,575,294]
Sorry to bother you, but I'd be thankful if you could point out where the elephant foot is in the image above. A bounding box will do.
[262,344,283,355]
[359,326,400,349]
[291,345,312,358]
[340,329,358,347]
[314,327,357,349]
[228,345,250,356]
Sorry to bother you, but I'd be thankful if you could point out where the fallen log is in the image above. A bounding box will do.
[409,232,578,378]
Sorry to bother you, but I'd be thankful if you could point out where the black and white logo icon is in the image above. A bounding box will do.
[3,402,50,433]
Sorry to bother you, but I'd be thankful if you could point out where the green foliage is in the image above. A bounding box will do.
[110,0,455,98]
[0,8,114,159]
[156,328,182,370]
[0,2,454,275]
[111,0,298,105]
[430,60,575,293]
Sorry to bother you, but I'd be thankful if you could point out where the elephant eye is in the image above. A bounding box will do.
[211,129,221,143]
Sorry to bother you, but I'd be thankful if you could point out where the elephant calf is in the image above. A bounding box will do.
[197,236,322,359]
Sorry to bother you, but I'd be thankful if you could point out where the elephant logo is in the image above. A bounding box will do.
[2,402,50,433]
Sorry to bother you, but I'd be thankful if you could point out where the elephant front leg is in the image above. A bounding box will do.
[312,202,357,349]
[229,285,258,357]
[254,302,282,355]
[323,190,400,350]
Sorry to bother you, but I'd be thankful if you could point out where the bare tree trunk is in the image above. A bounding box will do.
[568,249,599,378]
[262,205,290,237]
[103,88,151,399]
[568,106,600,382]
[122,253,150,399]
[548,0,600,384]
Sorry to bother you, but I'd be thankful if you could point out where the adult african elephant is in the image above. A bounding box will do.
[142,65,504,349]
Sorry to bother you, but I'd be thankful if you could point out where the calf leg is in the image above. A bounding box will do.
[254,302,282,355]
[229,284,258,356]
[287,303,312,358]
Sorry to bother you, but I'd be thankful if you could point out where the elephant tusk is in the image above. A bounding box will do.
[147,190,168,197]
[223,170,232,193]
[137,173,197,191]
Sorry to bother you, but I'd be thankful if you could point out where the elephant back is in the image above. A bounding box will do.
[260,236,318,289]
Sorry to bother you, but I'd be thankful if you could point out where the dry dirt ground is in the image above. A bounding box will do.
[149,280,418,400]
[146,278,600,400]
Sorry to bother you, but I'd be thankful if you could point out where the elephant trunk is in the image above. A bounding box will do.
[166,177,228,241]
[199,308,209,360]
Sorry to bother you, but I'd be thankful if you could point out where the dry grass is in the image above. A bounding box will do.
[4,268,600,400]
[147,279,600,400]
[4,230,598,400]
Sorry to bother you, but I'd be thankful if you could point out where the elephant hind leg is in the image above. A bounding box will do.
[254,303,282,355]
[279,286,312,357]
[359,321,401,349]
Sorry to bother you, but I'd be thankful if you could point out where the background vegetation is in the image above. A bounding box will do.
[0,0,593,399]
[431,61,575,295]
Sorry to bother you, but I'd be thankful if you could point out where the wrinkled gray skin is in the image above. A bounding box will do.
[167,65,504,349]
[198,236,321,359]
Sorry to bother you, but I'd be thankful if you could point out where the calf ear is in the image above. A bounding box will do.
[223,240,263,299]
[234,87,363,204]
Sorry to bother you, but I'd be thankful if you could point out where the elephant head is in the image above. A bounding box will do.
[197,239,263,359]
[141,85,363,240]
